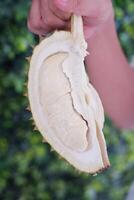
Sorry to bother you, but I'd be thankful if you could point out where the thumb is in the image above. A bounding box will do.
[54,0,90,15]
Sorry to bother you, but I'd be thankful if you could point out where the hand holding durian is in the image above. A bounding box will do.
[27,14,110,174]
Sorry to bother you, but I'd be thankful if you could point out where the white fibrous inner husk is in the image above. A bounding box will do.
[28,15,110,173]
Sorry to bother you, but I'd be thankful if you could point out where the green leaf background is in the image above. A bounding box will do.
[0,0,134,199]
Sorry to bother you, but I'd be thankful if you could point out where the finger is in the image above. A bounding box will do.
[53,0,92,16]
[49,0,71,21]
[54,0,113,20]
[40,0,67,30]
[27,0,49,35]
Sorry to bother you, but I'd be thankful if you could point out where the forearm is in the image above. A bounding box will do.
[86,17,134,129]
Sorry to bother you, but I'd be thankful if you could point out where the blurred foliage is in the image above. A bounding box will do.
[0,0,134,200]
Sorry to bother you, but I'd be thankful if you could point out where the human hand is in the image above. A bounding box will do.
[28,0,114,39]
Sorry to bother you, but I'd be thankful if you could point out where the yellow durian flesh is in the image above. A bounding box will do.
[28,15,110,173]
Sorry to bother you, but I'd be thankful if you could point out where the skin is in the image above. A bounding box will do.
[27,0,134,129]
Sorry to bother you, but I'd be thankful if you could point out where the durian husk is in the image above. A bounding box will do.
[27,15,110,174]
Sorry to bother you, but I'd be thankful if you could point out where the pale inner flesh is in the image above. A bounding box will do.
[39,53,88,152]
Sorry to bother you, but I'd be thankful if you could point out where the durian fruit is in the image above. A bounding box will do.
[28,15,110,174]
